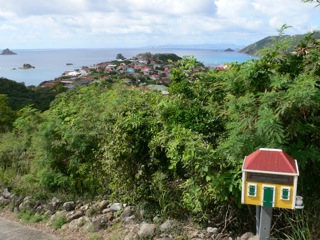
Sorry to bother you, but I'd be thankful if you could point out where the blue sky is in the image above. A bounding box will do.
[0,0,319,49]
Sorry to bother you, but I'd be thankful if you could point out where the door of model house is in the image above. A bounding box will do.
[262,186,275,208]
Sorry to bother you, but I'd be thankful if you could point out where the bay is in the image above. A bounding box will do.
[0,48,254,86]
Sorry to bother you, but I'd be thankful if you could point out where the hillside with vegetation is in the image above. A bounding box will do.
[0,29,320,239]
[0,78,66,111]
[240,30,320,56]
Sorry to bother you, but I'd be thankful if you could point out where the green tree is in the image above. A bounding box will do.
[0,94,16,133]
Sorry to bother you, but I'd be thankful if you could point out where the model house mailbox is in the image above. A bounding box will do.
[241,148,303,210]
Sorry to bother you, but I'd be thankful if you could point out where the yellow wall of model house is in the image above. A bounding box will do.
[244,180,294,209]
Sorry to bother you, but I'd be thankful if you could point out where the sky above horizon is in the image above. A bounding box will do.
[0,0,319,49]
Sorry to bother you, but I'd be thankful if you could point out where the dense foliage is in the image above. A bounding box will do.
[0,78,66,111]
[1,31,320,237]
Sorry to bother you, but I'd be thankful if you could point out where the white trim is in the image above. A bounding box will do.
[262,185,275,207]
[241,171,245,204]
[259,148,282,152]
[294,160,299,176]
[292,176,298,209]
[243,169,298,176]
[280,187,291,200]
[248,183,257,197]
[242,156,247,171]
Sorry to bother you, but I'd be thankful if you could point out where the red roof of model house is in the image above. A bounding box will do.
[243,148,299,175]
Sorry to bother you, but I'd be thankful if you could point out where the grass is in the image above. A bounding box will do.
[85,233,104,240]
[16,209,47,223]
[280,210,312,240]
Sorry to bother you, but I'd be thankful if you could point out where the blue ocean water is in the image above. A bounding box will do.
[0,48,254,86]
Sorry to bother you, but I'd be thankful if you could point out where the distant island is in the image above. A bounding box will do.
[19,63,35,69]
[224,48,234,52]
[1,48,17,55]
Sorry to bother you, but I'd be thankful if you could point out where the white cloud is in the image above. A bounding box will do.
[0,24,16,31]
[0,0,318,48]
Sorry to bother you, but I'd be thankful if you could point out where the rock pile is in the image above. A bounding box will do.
[0,188,259,239]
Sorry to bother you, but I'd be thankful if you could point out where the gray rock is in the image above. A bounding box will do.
[160,219,178,232]
[19,196,33,210]
[102,208,110,214]
[248,235,260,240]
[92,215,110,232]
[120,206,135,220]
[69,216,90,229]
[79,203,90,212]
[99,200,109,211]
[0,196,11,206]
[2,188,12,198]
[83,222,94,232]
[207,227,219,234]
[138,222,156,238]
[66,210,83,222]
[123,215,136,225]
[63,201,75,211]
[241,232,255,240]
[110,203,123,212]
[48,197,61,211]
[104,212,114,222]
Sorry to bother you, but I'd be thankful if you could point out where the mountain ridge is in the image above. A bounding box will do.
[240,31,320,56]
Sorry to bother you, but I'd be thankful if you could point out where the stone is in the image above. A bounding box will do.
[241,232,255,240]
[187,230,199,238]
[120,206,135,220]
[138,222,156,238]
[160,220,178,232]
[110,203,123,212]
[83,222,94,232]
[92,215,110,232]
[66,210,83,222]
[104,212,114,222]
[207,227,219,234]
[80,203,90,212]
[19,196,33,210]
[48,197,61,211]
[248,235,260,240]
[69,216,90,229]
[0,196,10,206]
[123,215,136,225]
[102,208,110,214]
[2,188,12,198]
[63,201,75,211]
[99,200,109,211]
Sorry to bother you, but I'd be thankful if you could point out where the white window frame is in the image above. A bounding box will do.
[281,187,291,200]
[248,184,257,197]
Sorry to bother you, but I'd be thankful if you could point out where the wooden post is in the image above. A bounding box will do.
[258,206,273,239]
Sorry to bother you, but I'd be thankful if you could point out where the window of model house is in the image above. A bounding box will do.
[248,184,257,197]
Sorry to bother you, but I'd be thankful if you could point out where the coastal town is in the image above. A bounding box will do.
[38,52,207,92]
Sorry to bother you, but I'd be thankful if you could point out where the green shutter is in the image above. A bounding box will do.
[248,185,256,197]
[281,188,290,200]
